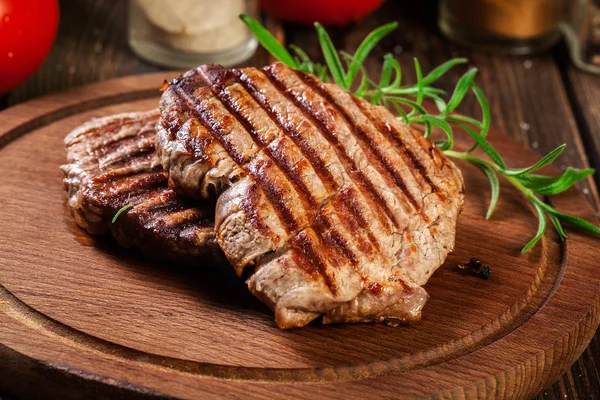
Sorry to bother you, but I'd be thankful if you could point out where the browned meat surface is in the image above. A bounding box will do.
[61,110,224,264]
[157,63,464,328]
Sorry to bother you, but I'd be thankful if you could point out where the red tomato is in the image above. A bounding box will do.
[0,0,59,94]
[259,0,385,26]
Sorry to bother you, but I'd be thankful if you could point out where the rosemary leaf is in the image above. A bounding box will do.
[423,121,433,138]
[466,83,490,153]
[355,66,370,97]
[458,123,506,169]
[383,54,402,89]
[521,202,547,253]
[392,101,409,124]
[517,167,594,195]
[387,96,428,115]
[467,158,500,219]
[419,115,453,149]
[472,83,491,136]
[447,114,484,129]
[345,22,398,88]
[550,215,568,242]
[515,173,562,190]
[432,95,447,113]
[503,144,566,176]
[289,44,311,65]
[379,54,395,90]
[444,68,478,114]
[421,58,468,86]
[112,204,133,224]
[542,206,600,235]
[372,56,394,104]
[534,168,595,195]
[289,44,315,74]
[414,58,425,106]
[339,51,371,97]
[240,15,299,69]
[316,64,329,82]
[314,22,346,88]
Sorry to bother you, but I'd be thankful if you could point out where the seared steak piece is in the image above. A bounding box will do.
[61,110,223,264]
[157,63,465,328]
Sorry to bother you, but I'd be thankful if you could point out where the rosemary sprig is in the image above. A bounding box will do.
[242,15,600,252]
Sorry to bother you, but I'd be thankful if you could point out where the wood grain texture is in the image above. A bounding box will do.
[1,72,600,399]
[2,1,600,398]
[563,64,600,192]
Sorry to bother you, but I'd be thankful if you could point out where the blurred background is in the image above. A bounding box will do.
[1,1,600,399]
[1,0,599,102]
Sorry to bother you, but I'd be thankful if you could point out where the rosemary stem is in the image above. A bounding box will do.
[444,149,538,202]
[444,150,499,171]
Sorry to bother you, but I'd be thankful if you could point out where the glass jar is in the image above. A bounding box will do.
[128,0,258,68]
[438,0,563,55]
[562,0,600,74]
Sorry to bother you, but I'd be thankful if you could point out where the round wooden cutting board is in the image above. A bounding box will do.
[0,73,599,400]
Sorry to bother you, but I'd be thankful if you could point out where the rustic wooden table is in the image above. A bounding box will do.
[1,1,599,399]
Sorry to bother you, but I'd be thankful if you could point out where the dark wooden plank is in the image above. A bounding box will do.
[563,62,600,196]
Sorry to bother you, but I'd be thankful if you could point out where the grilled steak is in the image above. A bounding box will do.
[61,110,224,264]
[157,63,465,328]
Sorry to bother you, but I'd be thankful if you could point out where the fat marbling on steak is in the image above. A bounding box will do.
[61,110,223,264]
[157,63,465,328]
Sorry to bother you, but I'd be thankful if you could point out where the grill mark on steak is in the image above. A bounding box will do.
[89,158,163,186]
[336,187,381,249]
[94,128,156,158]
[290,230,338,294]
[171,82,302,235]
[99,147,157,170]
[231,69,339,195]
[178,66,377,293]
[204,70,376,267]
[67,118,141,146]
[62,110,223,264]
[296,71,423,213]
[241,183,275,238]
[228,69,383,255]
[352,97,444,199]
[89,172,169,204]
[170,85,246,166]
[207,76,318,210]
[261,68,403,230]
[318,220,360,268]
[246,158,300,232]
[153,209,211,232]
